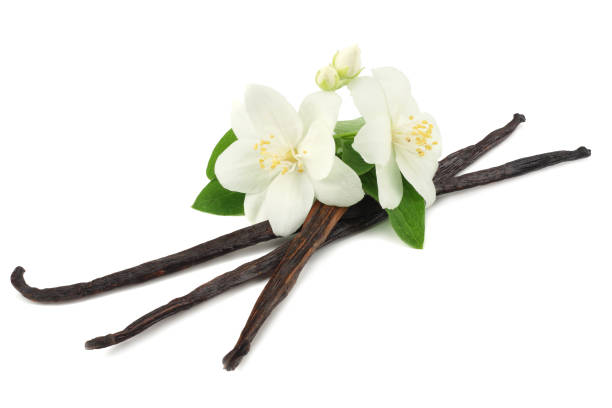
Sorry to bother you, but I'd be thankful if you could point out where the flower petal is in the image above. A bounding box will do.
[375,153,403,209]
[244,84,303,147]
[298,91,341,131]
[372,67,419,122]
[215,140,274,194]
[298,119,335,180]
[352,115,392,165]
[394,150,438,208]
[244,190,267,223]
[348,76,389,123]
[260,172,314,236]
[313,157,364,207]
[230,102,257,141]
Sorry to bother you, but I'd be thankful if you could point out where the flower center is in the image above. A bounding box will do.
[391,116,438,158]
[253,134,305,175]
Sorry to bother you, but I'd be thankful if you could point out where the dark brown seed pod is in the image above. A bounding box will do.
[11,114,529,303]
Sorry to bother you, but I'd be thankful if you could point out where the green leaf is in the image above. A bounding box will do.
[387,180,426,249]
[334,117,365,138]
[192,178,245,216]
[360,169,379,200]
[206,129,238,180]
[342,139,374,175]
[360,170,426,249]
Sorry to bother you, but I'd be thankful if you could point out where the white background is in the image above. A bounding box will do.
[1,1,610,407]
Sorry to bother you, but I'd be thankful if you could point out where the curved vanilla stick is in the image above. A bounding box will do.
[11,114,526,303]
[11,222,276,302]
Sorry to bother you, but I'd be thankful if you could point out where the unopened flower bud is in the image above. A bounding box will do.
[332,44,363,79]
[315,65,340,91]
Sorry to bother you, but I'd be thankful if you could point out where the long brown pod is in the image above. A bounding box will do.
[222,202,348,370]
[220,112,527,369]
[434,113,526,181]
[10,114,526,303]
[84,197,387,350]
[83,147,590,351]
[435,147,591,195]
[11,222,276,302]
[222,145,591,369]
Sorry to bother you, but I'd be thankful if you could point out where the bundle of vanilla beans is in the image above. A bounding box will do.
[11,114,590,370]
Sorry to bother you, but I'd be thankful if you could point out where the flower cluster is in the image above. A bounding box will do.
[196,46,442,247]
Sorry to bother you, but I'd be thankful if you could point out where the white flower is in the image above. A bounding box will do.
[315,65,340,91]
[333,44,363,79]
[348,67,442,209]
[215,85,364,236]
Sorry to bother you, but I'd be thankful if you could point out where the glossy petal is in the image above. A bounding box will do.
[230,102,257,141]
[244,190,267,223]
[313,157,364,207]
[394,150,438,208]
[375,153,403,209]
[298,120,335,180]
[298,91,341,131]
[215,140,274,194]
[348,76,389,123]
[260,172,314,236]
[352,115,392,165]
[244,84,303,147]
[372,67,420,123]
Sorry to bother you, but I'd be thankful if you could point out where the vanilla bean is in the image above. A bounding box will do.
[85,197,385,350]
[11,114,525,303]
[435,147,591,194]
[223,202,347,370]
[11,222,276,302]
[11,204,383,304]
[434,113,526,181]
[83,146,589,351]
[223,142,589,370]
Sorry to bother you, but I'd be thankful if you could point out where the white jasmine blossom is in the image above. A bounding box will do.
[349,67,441,209]
[215,85,364,236]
